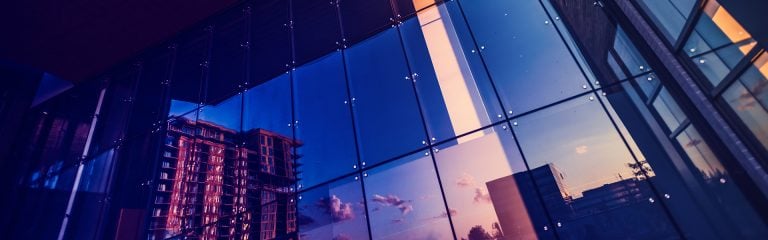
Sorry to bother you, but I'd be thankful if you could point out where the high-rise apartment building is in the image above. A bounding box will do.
[149,117,296,239]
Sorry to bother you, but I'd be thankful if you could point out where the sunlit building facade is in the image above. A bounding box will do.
[3,0,768,239]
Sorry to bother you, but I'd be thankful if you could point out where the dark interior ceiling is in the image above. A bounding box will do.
[0,0,241,83]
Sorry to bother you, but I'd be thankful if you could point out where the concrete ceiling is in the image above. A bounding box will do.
[0,0,241,83]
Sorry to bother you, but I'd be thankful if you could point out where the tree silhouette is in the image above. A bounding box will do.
[627,160,653,180]
[467,225,493,240]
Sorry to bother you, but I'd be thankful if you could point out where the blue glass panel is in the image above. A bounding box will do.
[298,177,369,239]
[433,124,556,240]
[294,52,358,188]
[65,149,117,239]
[400,9,500,143]
[512,95,679,239]
[199,94,243,132]
[243,73,293,138]
[345,29,426,166]
[364,152,453,239]
[458,0,589,114]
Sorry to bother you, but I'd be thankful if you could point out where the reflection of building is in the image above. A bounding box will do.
[487,164,673,240]
[149,117,297,239]
[487,164,570,240]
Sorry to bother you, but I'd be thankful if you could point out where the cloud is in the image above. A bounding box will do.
[456,173,476,187]
[435,208,458,219]
[575,145,589,155]
[473,188,492,204]
[391,218,405,224]
[372,194,413,215]
[316,195,355,222]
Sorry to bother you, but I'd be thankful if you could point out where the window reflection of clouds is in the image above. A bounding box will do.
[364,153,452,240]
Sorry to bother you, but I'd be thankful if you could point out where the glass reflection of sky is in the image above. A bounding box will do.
[459,0,590,114]
[294,52,358,188]
[345,28,427,166]
[244,73,293,137]
[198,94,242,131]
[298,178,369,240]
[434,128,531,239]
[514,95,638,197]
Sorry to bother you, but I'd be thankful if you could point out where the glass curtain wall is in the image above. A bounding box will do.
[6,0,768,239]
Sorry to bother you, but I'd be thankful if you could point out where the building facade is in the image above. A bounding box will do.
[2,0,768,239]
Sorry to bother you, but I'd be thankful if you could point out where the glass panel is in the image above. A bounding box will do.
[196,93,243,234]
[722,82,768,150]
[345,29,426,166]
[400,8,500,143]
[607,53,627,80]
[458,0,590,114]
[294,53,358,188]
[674,126,768,237]
[633,72,660,99]
[169,28,211,115]
[635,0,696,42]
[737,53,768,110]
[208,7,248,102]
[652,87,688,132]
[90,67,140,155]
[297,177,369,239]
[433,124,556,240]
[683,0,756,86]
[293,0,342,65]
[65,149,117,239]
[364,153,453,239]
[249,0,290,88]
[613,28,652,76]
[128,49,173,135]
[198,94,243,134]
[150,110,199,239]
[243,73,293,138]
[512,95,680,239]
[339,0,395,44]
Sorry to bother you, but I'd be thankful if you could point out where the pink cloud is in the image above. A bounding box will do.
[372,194,413,215]
[435,208,458,218]
[456,172,476,187]
[473,188,491,204]
[316,195,355,222]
